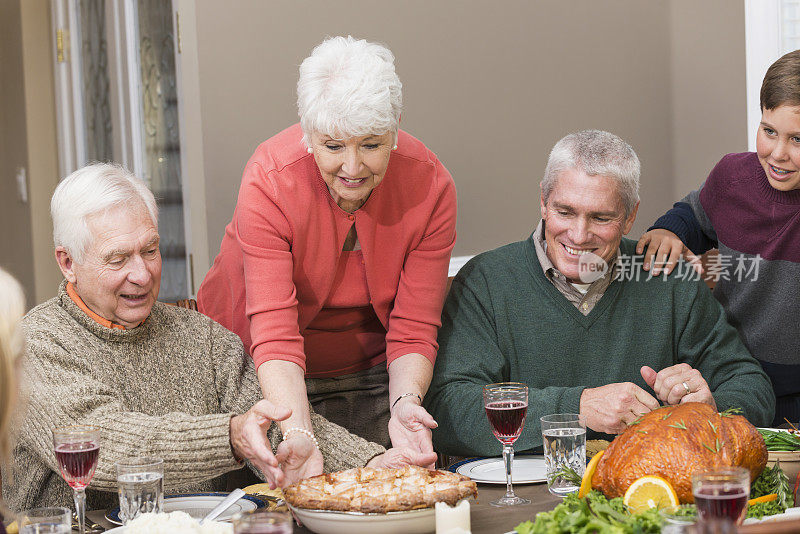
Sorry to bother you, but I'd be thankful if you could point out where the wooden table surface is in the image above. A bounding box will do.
[87,481,561,533]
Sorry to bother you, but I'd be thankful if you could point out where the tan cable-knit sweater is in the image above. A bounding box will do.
[2,281,384,512]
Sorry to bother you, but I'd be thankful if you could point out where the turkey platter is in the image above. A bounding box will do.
[591,402,767,503]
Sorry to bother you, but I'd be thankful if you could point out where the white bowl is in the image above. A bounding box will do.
[289,504,437,534]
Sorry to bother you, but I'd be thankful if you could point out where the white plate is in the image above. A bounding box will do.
[289,502,452,534]
[105,492,264,525]
[743,506,800,524]
[453,456,547,484]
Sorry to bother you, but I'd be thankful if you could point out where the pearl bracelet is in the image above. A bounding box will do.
[283,427,319,450]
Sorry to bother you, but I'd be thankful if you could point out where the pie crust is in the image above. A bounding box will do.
[283,465,478,513]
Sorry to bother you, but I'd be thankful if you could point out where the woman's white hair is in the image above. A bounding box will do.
[541,130,640,216]
[297,35,402,146]
[51,163,158,263]
[0,267,25,462]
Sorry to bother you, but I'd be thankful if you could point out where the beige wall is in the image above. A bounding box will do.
[191,0,746,265]
[0,0,36,308]
[670,1,748,197]
[0,0,63,308]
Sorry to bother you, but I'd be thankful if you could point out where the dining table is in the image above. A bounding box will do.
[84,477,800,533]
[86,481,561,533]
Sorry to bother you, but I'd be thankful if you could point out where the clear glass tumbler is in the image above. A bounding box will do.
[540,413,586,496]
[231,509,293,533]
[18,507,71,534]
[115,456,164,524]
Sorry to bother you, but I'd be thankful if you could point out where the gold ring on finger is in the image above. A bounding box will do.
[682,381,691,395]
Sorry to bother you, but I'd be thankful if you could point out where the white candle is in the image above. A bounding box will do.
[435,500,471,533]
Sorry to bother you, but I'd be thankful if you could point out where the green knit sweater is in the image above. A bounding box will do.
[3,281,384,512]
[425,236,775,457]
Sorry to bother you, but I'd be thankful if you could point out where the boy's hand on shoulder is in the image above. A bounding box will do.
[637,229,703,276]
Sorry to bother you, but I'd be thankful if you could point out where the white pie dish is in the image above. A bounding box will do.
[288,498,472,534]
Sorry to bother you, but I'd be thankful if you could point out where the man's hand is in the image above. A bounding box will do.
[366,448,438,469]
[388,399,437,468]
[637,229,703,276]
[579,383,660,434]
[274,434,324,488]
[641,364,716,409]
[229,399,291,488]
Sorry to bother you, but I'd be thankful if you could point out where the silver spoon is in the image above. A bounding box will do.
[200,488,246,525]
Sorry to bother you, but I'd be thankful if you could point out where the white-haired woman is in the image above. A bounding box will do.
[198,36,456,477]
[0,268,26,531]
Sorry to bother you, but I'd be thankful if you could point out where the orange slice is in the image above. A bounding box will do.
[578,450,604,498]
[623,475,679,513]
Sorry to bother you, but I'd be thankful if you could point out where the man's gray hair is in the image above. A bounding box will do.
[541,130,640,215]
[51,163,158,263]
[297,35,402,147]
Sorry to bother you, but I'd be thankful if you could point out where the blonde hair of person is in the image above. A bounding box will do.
[0,267,26,462]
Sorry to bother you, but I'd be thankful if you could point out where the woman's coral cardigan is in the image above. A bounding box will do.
[197,124,457,374]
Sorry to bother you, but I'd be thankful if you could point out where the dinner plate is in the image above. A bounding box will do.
[449,456,548,484]
[105,492,265,525]
[288,500,471,534]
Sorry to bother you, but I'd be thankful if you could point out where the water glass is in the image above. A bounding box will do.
[116,456,164,524]
[18,507,71,534]
[540,413,586,496]
[231,509,293,533]
[692,467,750,525]
[659,504,697,534]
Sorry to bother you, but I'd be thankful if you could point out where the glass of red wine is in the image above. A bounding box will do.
[692,467,750,525]
[483,382,530,506]
[52,426,101,534]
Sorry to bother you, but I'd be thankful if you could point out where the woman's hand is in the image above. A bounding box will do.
[388,399,438,468]
[637,229,703,276]
[366,447,438,469]
[275,434,324,488]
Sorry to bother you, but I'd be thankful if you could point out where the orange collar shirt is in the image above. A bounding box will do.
[197,124,457,377]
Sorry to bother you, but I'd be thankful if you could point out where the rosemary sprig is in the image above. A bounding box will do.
[636,430,648,434]
[628,417,642,426]
[702,443,717,453]
[661,411,672,421]
[708,420,717,433]
[547,464,583,485]
[667,420,687,430]
[715,438,723,452]
[719,407,743,418]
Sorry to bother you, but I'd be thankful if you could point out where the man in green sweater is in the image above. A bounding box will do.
[5,163,435,512]
[425,130,775,457]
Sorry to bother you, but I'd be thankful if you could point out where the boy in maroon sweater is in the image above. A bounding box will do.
[638,50,800,425]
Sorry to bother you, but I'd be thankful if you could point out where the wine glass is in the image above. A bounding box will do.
[483,382,530,506]
[52,426,101,534]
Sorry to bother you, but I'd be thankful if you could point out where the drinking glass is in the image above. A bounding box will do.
[692,467,750,525]
[231,509,293,533]
[52,426,100,534]
[18,507,71,534]
[659,504,697,534]
[483,382,530,506]
[540,413,586,496]
[116,456,164,524]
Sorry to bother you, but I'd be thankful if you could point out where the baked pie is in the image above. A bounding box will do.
[283,465,478,513]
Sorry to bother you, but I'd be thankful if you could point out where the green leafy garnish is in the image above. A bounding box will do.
[515,491,662,534]
[719,407,743,418]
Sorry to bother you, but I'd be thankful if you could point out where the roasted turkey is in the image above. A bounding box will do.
[591,402,767,503]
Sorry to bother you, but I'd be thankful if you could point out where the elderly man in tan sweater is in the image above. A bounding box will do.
[3,163,435,512]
